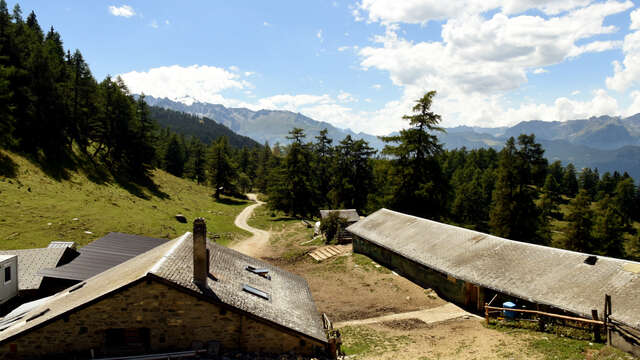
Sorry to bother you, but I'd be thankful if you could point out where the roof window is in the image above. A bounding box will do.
[245,265,271,280]
[584,256,598,265]
[242,284,270,300]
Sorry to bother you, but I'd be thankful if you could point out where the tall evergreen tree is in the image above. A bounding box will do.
[489,137,546,244]
[269,128,314,217]
[312,128,333,209]
[564,189,594,252]
[380,91,447,219]
[208,136,236,200]
[563,163,579,197]
[164,134,185,177]
[592,195,626,258]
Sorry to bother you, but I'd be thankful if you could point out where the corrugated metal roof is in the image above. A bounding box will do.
[0,248,77,291]
[39,232,168,281]
[320,209,360,223]
[0,233,327,344]
[347,208,640,329]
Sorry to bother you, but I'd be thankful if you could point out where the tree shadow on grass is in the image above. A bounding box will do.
[0,152,18,178]
[115,174,170,200]
[213,195,249,206]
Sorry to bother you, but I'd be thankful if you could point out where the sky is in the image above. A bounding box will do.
[14,0,640,135]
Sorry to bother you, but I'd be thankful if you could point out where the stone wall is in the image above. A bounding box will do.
[353,235,485,311]
[0,279,326,359]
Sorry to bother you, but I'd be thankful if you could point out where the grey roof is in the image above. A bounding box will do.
[320,209,360,223]
[39,232,168,281]
[0,248,78,291]
[0,233,327,344]
[347,208,640,329]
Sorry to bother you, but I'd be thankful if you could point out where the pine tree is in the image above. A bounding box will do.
[564,189,594,252]
[184,137,206,184]
[540,173,562,219]
[592,195,626,258]
[380,91,447,219]
[208,136,236,200]
[563,163,579,197]
[312,128,333,209]
[164,135,185,177]
[489,137,546,244]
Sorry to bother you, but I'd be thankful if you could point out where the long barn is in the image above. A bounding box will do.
[347,208,640,356]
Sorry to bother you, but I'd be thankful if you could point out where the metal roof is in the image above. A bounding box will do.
[0,248,78,291]
[319,209,360,223]
[0,233,327,344]
[347,208,640,330]
[39,232,168,281]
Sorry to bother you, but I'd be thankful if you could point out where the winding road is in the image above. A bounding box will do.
[230,194,271,257]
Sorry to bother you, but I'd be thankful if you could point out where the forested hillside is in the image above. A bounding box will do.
[0,2,260,198]
[149,106,259,149]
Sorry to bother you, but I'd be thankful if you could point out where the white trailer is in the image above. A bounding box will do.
[0,255,17,305]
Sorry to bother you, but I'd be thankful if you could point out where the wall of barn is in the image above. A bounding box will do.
[353,235,485,311]
[0,279,326,359]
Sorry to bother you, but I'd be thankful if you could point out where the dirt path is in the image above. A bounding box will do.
[334,303,478,328]
[230,194,270,257]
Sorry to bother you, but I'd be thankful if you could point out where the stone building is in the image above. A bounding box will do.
[0,222,328,359]
[348,208,640,356]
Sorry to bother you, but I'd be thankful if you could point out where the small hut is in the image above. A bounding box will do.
[319,209,360,243]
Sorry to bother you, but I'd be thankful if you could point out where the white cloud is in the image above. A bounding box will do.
[165,19,170,25]
[571,90,581,95]
[607,12,640,91]
[244,71,255,77]
[356,0,601,25]
[263,21,271,27]
[630,8,640,30]
[338,91,357,103]
[228,65,239,72]
[317,29,324,43]
[119,65,249,106]
[533,68,548,74]
[353,1,633,132]
[149,20,159,29]
[108,5,135,18]
[372,84,382,89]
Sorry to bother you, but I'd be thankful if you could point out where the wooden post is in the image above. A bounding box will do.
[604,294,612,346]
[591,309,601,342]
[485,303,489,325]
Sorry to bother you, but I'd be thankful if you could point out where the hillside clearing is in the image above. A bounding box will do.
[0,150,251,249]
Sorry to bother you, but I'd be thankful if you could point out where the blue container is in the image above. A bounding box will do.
[503,301,517,319]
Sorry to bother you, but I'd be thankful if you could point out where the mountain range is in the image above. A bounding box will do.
[145,96,640,180]
[144,96,385,149]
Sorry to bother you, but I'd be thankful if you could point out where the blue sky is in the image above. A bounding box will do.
[13,0,640,134]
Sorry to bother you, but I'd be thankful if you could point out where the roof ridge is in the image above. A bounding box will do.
[149,232,191,274]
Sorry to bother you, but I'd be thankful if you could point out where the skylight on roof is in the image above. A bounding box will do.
[242,284,270,300]
[245,265,271,280]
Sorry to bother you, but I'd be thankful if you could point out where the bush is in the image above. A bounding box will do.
[320,212,348,244]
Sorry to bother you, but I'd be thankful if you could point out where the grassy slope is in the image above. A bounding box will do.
[0,150,250,249]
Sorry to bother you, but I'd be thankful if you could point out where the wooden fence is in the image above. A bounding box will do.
[484,294,613,343]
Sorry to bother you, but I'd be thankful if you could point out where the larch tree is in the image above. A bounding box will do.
[380,90,447,219]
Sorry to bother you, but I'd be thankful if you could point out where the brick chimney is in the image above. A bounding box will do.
[193,218,209,288]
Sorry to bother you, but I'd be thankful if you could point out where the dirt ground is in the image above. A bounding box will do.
[341,317,543,360]
[263,240,445,321]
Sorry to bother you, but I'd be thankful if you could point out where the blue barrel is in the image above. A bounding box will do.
[503,301,517,319]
